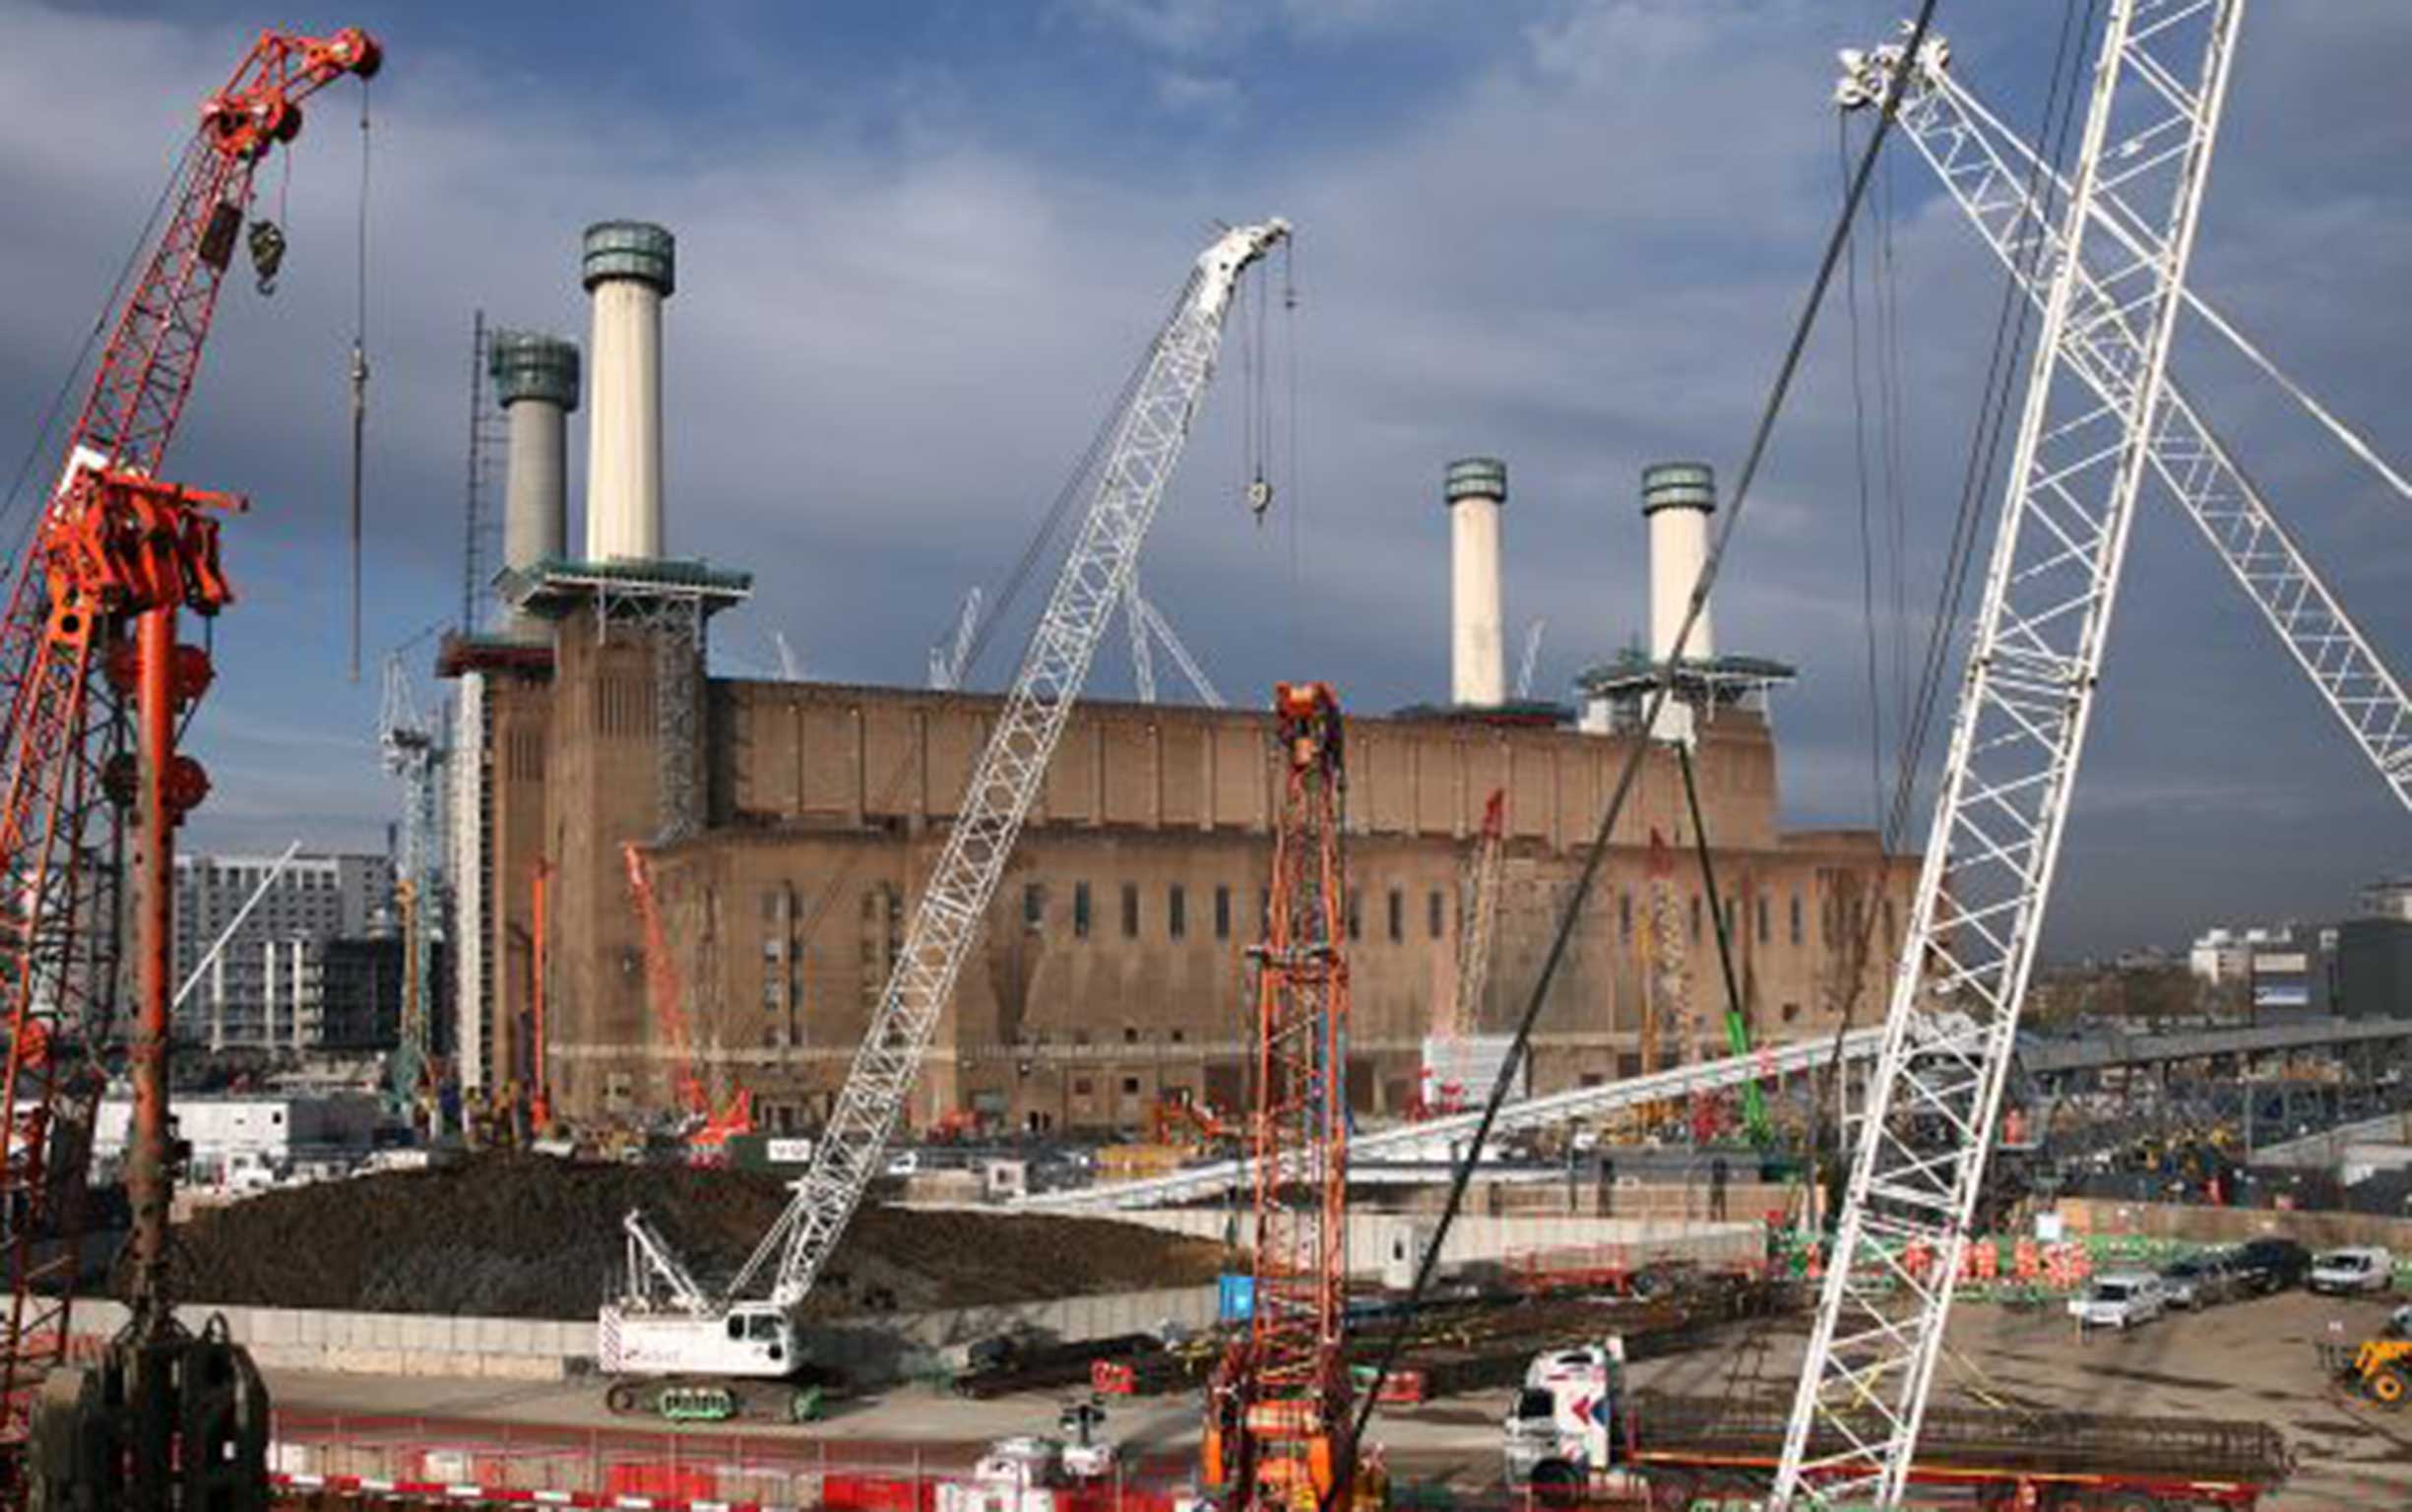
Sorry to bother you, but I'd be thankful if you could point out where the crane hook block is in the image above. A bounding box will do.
[247,220,287,296]
[1246,476,1274,521]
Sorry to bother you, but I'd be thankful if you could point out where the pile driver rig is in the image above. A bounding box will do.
[598,219,1290,1419]
[0,27,381,1506]
[1199,683,1382,1512]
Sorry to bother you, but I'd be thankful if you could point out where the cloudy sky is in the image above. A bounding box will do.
[0,0,2405,957]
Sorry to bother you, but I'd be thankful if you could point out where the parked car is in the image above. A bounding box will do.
[2162,1249,2242,1309]
[2067,1271,2169,1331]
[2311,1246,2395,1296]
[2232,1236,2313,1294]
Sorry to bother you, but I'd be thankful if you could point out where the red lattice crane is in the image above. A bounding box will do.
[0,26,381,1501]
[622,844,750,1155]
[1201,683,1382,1512]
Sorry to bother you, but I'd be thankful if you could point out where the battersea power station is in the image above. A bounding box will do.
[440,221,1912,1136]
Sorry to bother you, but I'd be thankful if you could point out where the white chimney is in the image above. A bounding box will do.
[1644,462,1715,746]
[1445,457,1507,707]
[581,220,674,563]
[489,330,579,635]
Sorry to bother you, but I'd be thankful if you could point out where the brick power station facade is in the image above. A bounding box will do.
[460,600,1910,1134]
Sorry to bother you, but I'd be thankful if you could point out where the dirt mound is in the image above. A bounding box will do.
[169,1155,1229,1320]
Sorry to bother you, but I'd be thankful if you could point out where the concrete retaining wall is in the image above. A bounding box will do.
[2058,1195,2412,1253]
[68,1283,1220,1390]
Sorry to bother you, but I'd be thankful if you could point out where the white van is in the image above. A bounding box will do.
[2310,1246,2394,1295]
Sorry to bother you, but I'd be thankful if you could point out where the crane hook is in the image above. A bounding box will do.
[1246,474,1274,524]
[247,219,287,295]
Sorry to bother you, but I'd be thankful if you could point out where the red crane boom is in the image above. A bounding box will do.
[623,843,751,1154]
[0,26,379,1492]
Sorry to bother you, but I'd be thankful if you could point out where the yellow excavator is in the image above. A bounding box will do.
[2323,1305,2412,1406]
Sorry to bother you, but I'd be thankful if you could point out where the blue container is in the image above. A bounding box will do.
[1218,1274,1255,1323]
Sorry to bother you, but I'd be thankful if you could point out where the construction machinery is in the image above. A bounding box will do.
[1198,683,1382,1512]
[1420,789,1504,1118]
[1774,4,2249,1503]
[2321,1306,2412,1407]
[1511,1339,2289,1509]
[621,842,751,1158]
[379,653,445,1131]
[0,26,381,1507]
[596,219,1289,1419]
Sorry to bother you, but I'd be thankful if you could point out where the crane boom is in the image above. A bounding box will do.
[0,28,378,1479]
[1774,4,2242,1504]
[609,220,1287,1335]
[1841,27,2412,815]
[623,843,705,1118]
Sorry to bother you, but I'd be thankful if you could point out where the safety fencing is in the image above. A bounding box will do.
[268,1413,1191,1511]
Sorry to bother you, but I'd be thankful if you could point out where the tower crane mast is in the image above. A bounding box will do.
[379,654,444,1128]
[600,220,1289,1417]
[1774,3,2243,1503]
[0,26,381,1504]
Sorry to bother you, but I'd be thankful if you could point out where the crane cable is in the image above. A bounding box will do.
[1342,0,1950,1462]
[348,76,373,683]
[0,135,196,547]
[787,274,1193,975]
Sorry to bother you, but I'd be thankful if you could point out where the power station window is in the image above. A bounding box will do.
[1215,885,1232,941]
[1387,888,1403,943]
[1689,895,1703,942]
[1757,894,1771,945]
[1121,1077,1141,1096]
[1074,1078,1093,1096]
[1619,891,1632,942]
[1074,883,1092,939]
[1024,883,1046,933]
[1120,883,1140,939]
[1428,890,1444,939]
[1790,894,1804,946]
[1346,889,1362,940]
[1169,885,1186,939]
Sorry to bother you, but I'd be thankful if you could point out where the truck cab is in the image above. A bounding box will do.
[1503,1341,1641,1500]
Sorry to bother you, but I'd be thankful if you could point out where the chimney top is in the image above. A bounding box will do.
[1443,456,1507,506]
[1641,462,1715,517]
[581,220,675,296]
[489,330,580,410]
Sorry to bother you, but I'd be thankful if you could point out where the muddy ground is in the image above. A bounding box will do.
[172,1155,1229,1319]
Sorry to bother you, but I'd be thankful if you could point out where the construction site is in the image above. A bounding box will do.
[3,3,2411,1510]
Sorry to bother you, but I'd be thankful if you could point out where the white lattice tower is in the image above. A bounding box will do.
[1774,4,2243,1504]
[1839,31,2412,815]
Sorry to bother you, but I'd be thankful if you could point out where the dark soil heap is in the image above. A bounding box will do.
[169,1155,1229,1320]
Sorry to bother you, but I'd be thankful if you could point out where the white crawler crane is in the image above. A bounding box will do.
[598,220,1290,1421]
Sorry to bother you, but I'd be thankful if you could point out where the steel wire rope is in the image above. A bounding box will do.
[780,275,1193,980]
[0,133,198,549]
[1338,0,1950,1464]
[1773,0,2102,1429]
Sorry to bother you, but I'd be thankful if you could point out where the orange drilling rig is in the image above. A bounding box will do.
[622,843,753,1157]
[1199,684,1385,1512]
[0,27,381,1505]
